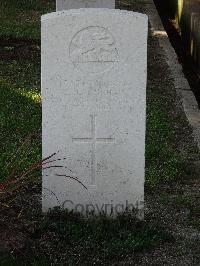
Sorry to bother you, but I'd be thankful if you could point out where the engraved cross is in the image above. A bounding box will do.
[72,114,115,186]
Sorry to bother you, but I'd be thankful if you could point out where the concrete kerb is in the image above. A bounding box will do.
[144,0,200,150]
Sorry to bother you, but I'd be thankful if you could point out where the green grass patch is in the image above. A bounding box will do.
[1,211,172,265]
[159,194,194,207]
[0,0,55,39]
[0,67,41,180]
[0,257,49,266]
[159,193,200,229]
[0,55,40,88]
[146,91,186,187]
[0,39,41,181]
[39,211,172,264]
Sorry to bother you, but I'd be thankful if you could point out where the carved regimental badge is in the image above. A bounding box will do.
[69,26,118,73]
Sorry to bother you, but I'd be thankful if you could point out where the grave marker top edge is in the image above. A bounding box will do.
[41,8,148,22]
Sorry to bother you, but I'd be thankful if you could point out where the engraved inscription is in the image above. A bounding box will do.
[69,26,118,73]
[72,115,115,185]
[62,80,113,110]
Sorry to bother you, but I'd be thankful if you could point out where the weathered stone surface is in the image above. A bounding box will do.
[42,9,148,217]
[56,0,115,11]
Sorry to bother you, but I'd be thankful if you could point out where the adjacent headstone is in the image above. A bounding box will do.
[56,0,115,11]
[42,9,148,217]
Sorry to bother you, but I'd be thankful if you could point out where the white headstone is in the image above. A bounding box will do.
[56,0,115,11]
[42,9,148,217]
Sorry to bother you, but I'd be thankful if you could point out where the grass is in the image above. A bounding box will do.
[146,90,186,187]
[159,193,200,229]
[0,257,49,266]
[37,211,172,264]
[0,0,55,39]
[0,79,41,179]
[0,211,173,265]
[0,40,41,180]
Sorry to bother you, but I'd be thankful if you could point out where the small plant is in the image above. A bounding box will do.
[0,133,86,197]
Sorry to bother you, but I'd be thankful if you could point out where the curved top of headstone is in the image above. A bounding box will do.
[41,8,148,21]
[56,0,115,11]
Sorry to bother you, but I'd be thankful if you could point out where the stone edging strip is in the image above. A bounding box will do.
[145,0,200,150]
